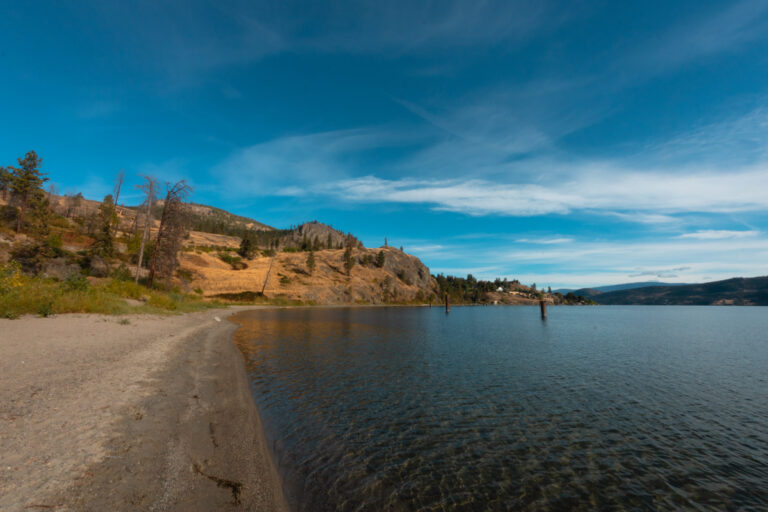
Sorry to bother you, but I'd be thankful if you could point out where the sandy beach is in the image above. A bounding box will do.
[0,308,288,511]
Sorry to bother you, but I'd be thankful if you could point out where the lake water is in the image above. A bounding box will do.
[232,306,768,511]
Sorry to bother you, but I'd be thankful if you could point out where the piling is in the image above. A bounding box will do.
[539,300,547,319]
[445,293,450,313]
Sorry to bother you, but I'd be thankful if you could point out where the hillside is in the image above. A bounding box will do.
[1,190,440,304]
[586,276,768,305]
[2,188,572,306]
[181,245,436,304]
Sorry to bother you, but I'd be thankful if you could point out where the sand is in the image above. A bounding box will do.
[0,308,288,511]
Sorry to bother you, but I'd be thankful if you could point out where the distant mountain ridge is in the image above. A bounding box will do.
[555,281,689,294]
[579,276,768,305]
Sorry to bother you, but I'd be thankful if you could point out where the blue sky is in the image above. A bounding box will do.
[3,1,768,288]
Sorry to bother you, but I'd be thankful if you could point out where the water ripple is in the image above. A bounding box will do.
[233,306,768,511]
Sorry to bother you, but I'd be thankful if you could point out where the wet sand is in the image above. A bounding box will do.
[0,308,288,511]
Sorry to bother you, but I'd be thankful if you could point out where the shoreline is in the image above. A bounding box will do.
[0,308,288,511]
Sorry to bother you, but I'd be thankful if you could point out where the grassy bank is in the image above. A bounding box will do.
[0,261,222,319]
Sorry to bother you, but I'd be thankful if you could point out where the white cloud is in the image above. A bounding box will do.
[679,230,761,240]
[605,212,679,224]
[321,165,768,217]
[212,128,409,196]
[460,236,768,288]
[516,237,573,244]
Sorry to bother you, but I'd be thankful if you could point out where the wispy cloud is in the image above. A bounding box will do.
[605,212,679,224]
[647,106,768,165]
[215,104,768,219]
[632,0,768,73]
[516,237,574,244]
[679,230,761,240]
[462,236,768,288]
[320,166,768,217]
[212,128,412,195]
[86,0,564,86]
[629,267,691,278]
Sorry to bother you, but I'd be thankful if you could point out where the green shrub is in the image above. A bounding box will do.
[111,263,133,281]
[217,251,240,264]
[176,268,195,281]
[64,274,89,292]
[46,233,63,250]
[37,300,54,317]
[149,293,177,310]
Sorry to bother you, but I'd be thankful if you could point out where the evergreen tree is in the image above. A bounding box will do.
[30,193,52,239]
[92,194,118,257]
[0,166,11,200]
[343,245,355,276]
[307,250,316,275]
[326,232,332,249]
[376,250,386,268]
[238,234,255,259]
[9,151,48,233]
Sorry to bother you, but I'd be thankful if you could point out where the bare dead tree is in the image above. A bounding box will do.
[46,183,59,210]
[147,180,191,288]
[135,176,157,283]
[112,169,125,237]
[112,170,125,205]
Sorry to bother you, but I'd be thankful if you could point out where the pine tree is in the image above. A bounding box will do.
[343,245,355,276]
[239,233,255,259]
[9,151,48,233]
[307,250,316,275]
[376,250,386,268]
[326,232,332,249]
[0,167,11,201]
[29,192,52,239]
[92,194,118,257]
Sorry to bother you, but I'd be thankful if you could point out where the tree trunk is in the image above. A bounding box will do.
[135,181,154,284]
[147,192,170,288]
[16,198,26,233]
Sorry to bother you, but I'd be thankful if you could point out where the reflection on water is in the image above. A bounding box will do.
[233,306,768,511]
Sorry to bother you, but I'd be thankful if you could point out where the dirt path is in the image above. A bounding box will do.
[0,309,287,511]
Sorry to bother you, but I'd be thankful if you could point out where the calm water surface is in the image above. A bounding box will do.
[233,306,768,511]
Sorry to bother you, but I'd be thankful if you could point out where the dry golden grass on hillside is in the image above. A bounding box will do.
[180,246,435,304]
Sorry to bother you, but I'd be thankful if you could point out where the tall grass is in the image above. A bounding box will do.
[0,262,221,319]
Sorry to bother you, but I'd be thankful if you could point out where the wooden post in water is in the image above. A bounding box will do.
[539,300,547,320]
[445,293,450,313]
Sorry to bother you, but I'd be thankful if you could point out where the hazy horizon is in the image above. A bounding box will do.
[3,1,768,289]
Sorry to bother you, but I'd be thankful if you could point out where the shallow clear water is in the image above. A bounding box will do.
[233,306,768,511]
